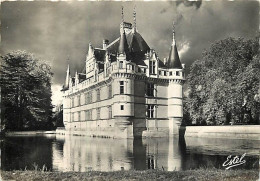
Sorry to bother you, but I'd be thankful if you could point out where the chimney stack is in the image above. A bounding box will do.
[103,39,109,49]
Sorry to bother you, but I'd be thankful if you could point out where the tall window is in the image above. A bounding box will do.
[85,110,92,120]
[108,106,112,119]
[89,109,92,120]
[147,83,155,97]
[97,108,100,119]
[176,71,180,76]
[89,91,92,103]
[86,93,88,104]
[96,89,100,101]
[119,61,123,69]
[78,111,81,121]
[85,110,89,120]
[149,61,156,74]
[78,95,81,106]
[147,105,155,118]
[85,91,92,104]
[120,81,124,94]
[108,85,112,98]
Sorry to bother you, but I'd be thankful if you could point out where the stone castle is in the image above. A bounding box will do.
[61,9,185,138]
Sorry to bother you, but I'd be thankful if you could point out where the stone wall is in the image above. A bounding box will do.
[185,125,260,140]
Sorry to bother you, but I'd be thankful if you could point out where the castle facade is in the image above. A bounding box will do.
[61,12,185,138]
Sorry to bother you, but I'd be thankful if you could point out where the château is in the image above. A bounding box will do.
[61,9,185,138]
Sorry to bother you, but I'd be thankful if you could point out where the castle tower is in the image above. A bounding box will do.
[167,22,185,137]
[111,6,135,138]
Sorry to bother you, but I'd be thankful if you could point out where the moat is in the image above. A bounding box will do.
[1,135,259,172]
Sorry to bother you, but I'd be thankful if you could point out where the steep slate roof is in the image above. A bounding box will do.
[167,44,182,69]
[90,26,167,68]
[158,58,167,68]
[94,48,106,63]
[106,31,150,65]
[93,48,106,72]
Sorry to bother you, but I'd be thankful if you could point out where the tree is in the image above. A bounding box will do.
[0,50,53,130]
[186,37,260,125]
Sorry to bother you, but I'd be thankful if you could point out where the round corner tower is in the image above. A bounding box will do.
[167,22,185,137]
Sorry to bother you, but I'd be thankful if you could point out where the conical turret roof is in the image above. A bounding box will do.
[168,44,182,69]
[167,23,182,69]
[118,27,129,55]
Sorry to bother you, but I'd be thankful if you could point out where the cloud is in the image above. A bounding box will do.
[51,84,63,106]
[179,42,190,59]
[176,0,202,9]
[1,1,258,95]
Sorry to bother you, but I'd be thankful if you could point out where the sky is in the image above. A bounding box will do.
[1,1,259,106]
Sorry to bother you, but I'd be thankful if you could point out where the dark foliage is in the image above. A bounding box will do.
[185,37,260,125]
[0,50,54,131]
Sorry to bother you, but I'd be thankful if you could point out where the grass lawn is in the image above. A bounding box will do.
[1,169,258,181]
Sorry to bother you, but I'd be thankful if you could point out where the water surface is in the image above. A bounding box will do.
[1,135,259,172]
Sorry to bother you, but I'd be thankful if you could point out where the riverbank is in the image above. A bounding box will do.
[185,125,260,140]
[3,130,56,136]
[1,169,258,181]
[4,125,260,140]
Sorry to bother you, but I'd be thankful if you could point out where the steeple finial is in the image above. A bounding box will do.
[121,6,124,23]
[118,6,129,56]
[172,21,176,45]
[133,6,137,32]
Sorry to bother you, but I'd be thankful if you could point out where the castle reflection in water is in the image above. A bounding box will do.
[52,135,259,172]
[53,135,186,172]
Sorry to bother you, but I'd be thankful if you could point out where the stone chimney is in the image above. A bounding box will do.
[103,39,109,49]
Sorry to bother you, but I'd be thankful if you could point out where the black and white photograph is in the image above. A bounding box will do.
[0,1,259,180]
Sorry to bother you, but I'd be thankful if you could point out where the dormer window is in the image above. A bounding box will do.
[176,71,180,76]
[149,61,156,74]
[119,61,123,69]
